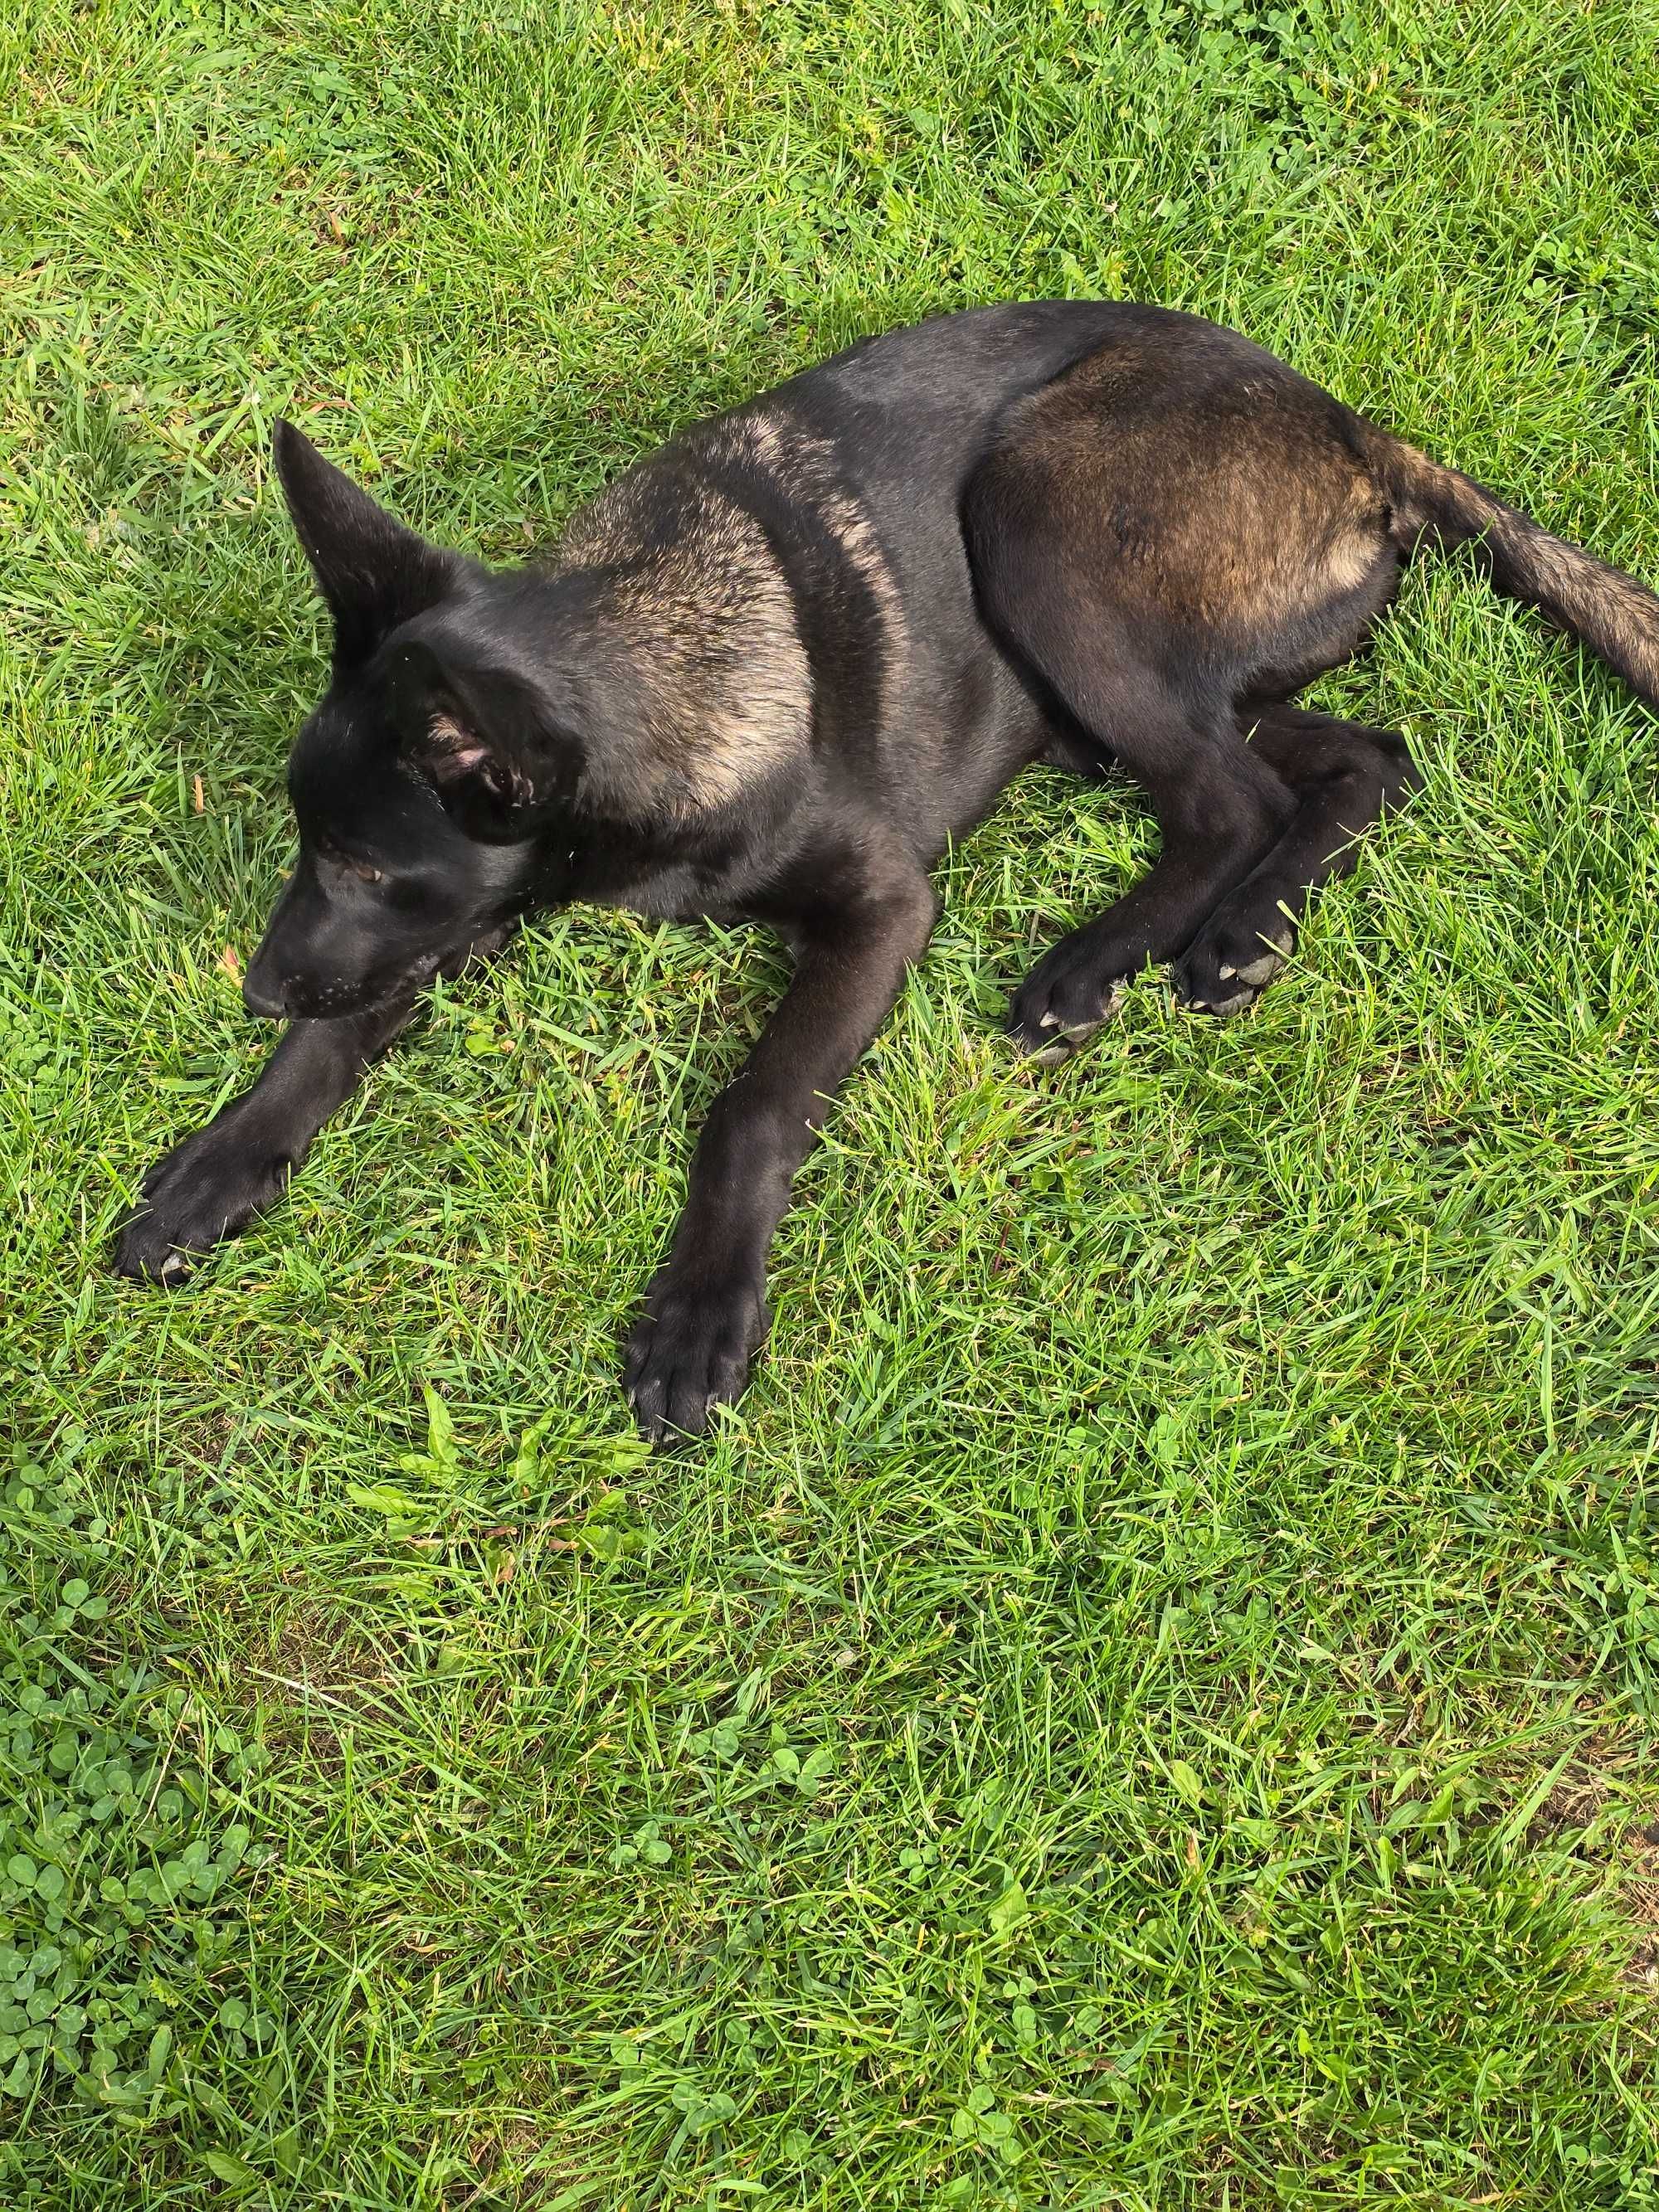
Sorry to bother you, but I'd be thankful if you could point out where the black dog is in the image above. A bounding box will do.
[114,302,1659,1437]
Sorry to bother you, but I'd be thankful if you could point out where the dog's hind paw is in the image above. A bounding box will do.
[1008,946,1127,1062]
[1172,916,1294,1017]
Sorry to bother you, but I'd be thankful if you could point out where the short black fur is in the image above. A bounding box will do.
[114,303,1659,1438]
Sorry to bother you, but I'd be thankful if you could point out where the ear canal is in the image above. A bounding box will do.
[424,712,493,782]
[271,419,459,667]
[420,711,528,805]
[383,638,538,839]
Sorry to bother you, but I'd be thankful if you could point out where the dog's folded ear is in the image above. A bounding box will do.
[382,636,557,842]
[273,420,459,668]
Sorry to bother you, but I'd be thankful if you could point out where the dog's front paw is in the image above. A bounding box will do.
[622,1262,768,1444]
[113,1125,292,1284]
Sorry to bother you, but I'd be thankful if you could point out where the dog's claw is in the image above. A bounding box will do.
[1233,945,1287,988]
[1029,1013,1111,1067]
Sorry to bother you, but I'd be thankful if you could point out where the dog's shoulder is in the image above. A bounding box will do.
[542,399,917,823]
[544,422,814,819]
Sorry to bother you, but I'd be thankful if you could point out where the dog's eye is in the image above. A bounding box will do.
[348,861,385,884]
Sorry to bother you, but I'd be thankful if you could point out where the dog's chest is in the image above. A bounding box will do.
[540,839,757,928]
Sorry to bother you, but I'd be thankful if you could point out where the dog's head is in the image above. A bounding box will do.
[243,422,578,1021]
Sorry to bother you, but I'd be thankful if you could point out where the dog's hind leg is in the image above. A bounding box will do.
[998,653,1299,1060]
[965,323,1408,1058]
[1171,704,1422,1014]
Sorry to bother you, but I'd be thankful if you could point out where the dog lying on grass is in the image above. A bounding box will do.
[114,301,1659,1439]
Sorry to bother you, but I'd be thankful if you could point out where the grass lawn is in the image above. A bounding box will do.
[6,0,1659,2202]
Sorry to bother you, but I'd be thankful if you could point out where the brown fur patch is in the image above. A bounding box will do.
[724,411,909,645]
[549,406,913,819]
[555,472,812,817]
[1009,349,1393,640]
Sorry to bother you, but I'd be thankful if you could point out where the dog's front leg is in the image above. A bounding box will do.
[113,997,418,1283]
[624,872,937,1442]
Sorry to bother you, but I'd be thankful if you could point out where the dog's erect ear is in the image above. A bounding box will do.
[382,636,552,842]
[273,420,458,668]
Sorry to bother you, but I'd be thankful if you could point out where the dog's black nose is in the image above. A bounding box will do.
[242,971,289,1019]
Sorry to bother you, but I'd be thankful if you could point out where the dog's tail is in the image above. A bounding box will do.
[1359,425,1659,711]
